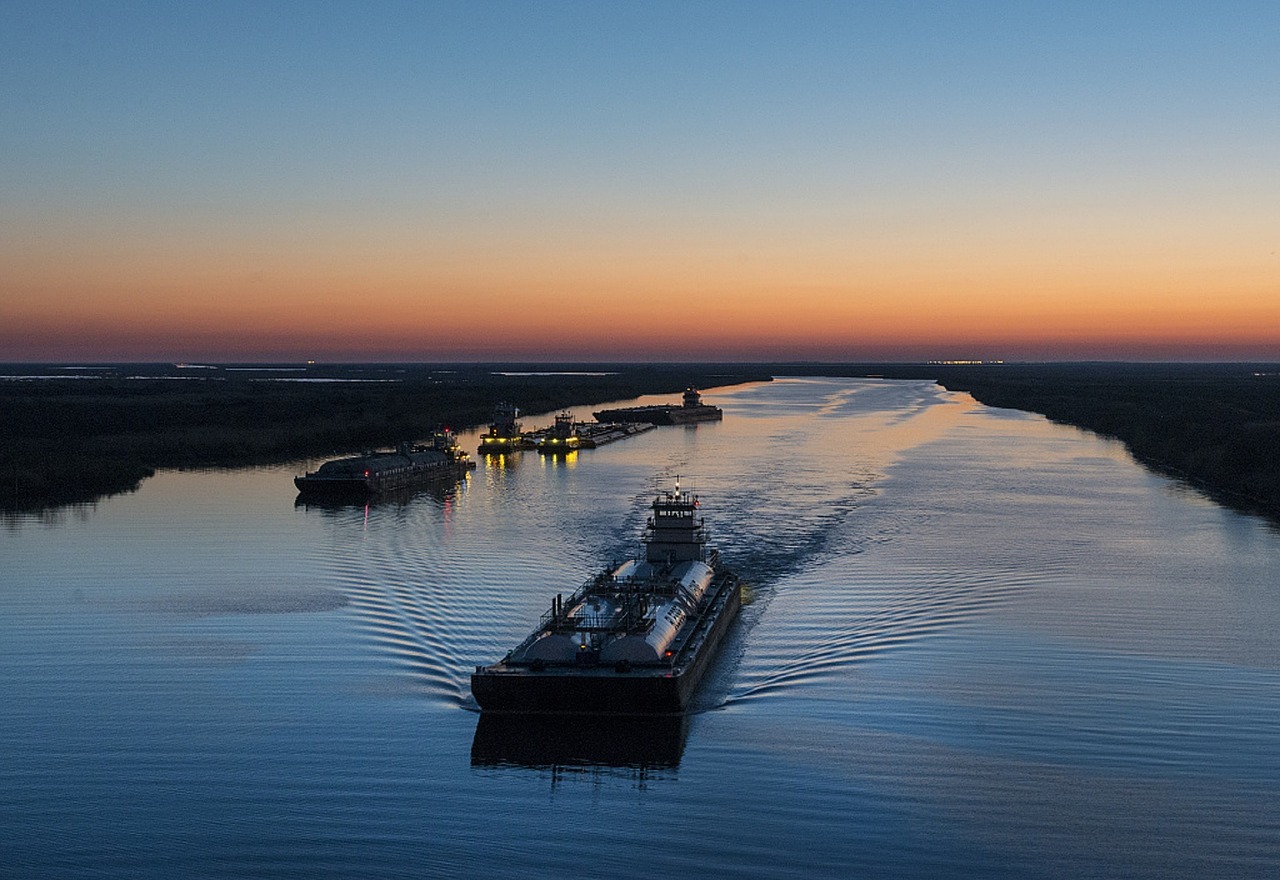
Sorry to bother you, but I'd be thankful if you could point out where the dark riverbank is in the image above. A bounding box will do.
[1,364,771,512]
[5,362,1278,524]
[775,362,1280,524]
[939,363,1280,523]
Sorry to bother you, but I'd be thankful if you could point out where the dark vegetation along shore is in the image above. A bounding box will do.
[778,362,1280,525]
[0,363,771,512]
[937,363,1280,524]
[4,361,1278,526]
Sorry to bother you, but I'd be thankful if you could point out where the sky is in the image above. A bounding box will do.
[2,1,1277,363]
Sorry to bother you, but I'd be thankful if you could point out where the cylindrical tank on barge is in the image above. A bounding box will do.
[600,561,714,664]
[611,560,643,581]
[520,594,620,662]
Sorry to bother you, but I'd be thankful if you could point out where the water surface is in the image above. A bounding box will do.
[4,378,1279,878]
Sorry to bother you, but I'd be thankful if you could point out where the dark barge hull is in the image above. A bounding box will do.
[294,462,473,498]
[471,575,741,715]
[578,422,656,447]
[592,406,722,426]
[292,477,377,499]
[478,437,537,454]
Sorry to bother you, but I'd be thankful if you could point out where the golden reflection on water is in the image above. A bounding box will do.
[711,377,975,488]
[537,449,579,468]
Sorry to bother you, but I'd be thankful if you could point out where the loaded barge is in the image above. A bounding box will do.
[294,429,475,499]
[471,482,741,714]
[481,403,656,455]
[593,387,723,426]
[536,411,655,454]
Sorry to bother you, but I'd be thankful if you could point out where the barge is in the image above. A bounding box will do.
[471,481,741,714]
[294,429,475,499]
[593,387,723,426]
[478,402,536,454]
[579,421,656,447]
[535,412,582,454]
[535,412,656,454]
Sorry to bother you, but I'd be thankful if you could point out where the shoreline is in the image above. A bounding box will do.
[930,365,1280,526]
[774,362,1280,527]
[5,362,1278,526]
[1,364,771,512]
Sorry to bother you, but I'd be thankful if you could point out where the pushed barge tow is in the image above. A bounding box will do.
[294,429,475,499]
[478,402,535,454]
[535,411,656,454]
[593,386,723,426]
[471,482,741,714]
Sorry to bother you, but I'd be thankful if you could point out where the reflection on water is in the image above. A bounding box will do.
[5,377,1280,878]
[292,477,469,514]
[471,713,688,771]
[536,449,579,468]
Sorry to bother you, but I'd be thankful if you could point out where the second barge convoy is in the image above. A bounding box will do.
[471,481,740,714]
[536,412,656,454]
[294,429,475,499]
[593,387,723,426]
[482,403,657,455]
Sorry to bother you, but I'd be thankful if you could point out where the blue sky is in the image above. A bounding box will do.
[3,2,1277,361]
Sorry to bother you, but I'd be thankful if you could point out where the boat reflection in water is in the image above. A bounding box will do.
[293,480,464,513]
[470,712,688,771]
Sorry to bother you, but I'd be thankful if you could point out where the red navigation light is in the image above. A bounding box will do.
[363,470,370,477]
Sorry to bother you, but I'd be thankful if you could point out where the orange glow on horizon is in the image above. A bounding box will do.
[4,226,1277,362]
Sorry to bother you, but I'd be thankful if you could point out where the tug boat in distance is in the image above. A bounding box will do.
[535,412,581,455]
[294,429,475,499]
[478,402,535,454]
[593,387,723,426]
[471,481,741,714]
[536,412,657,454]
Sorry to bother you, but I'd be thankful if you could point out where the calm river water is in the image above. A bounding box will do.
[4,377,1279,878]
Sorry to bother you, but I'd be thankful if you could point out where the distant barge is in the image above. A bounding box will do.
[478,402,537,454]
[471,482,741,714]
[295,429,475,499]
[593,387,723,426]
[536,411,655,454]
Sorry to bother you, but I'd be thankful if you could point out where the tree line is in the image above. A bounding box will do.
[1,364,770,511]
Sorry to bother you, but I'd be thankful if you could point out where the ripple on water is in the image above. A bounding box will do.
[9,376,1280,879]
[724,563,1038,706]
